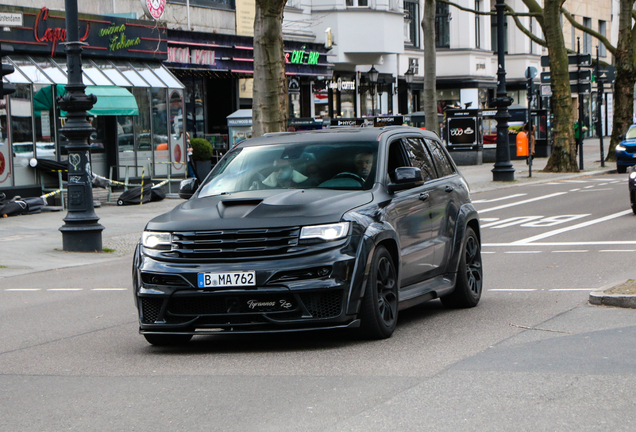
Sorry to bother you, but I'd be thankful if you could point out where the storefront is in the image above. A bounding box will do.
[165,30,333,147]
[0,6,185,196]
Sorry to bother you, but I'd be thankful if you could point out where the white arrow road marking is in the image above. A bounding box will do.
[510,209,633,245]
[479,192,567,214]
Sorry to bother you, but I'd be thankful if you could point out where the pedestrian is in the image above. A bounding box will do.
[522,122,536,157]
[185,132,196,178]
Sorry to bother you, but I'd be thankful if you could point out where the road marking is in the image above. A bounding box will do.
[5,288,41,292]
[551,250,588,253]
[511,210,633,244]
[600,249,636,252]
[479,192,568,214]
[584,185,595,189]
[549,288,596,291]
[481,251,496,254]
[46,288,83,291]
[504,251,542,254]
[472,193,527,204]
[562,180,589,183]
[485,241,636,247]
[569,188,581,192]
[488,289,537,292]
[91,288,127,291]
[579,188,614,192]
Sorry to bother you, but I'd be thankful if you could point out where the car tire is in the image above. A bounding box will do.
[359,245,398,339]
[143,333,193,346]
[441,227,482,309]
[617,164,627,174]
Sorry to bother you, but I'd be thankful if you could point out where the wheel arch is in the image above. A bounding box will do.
[448,204,481,275]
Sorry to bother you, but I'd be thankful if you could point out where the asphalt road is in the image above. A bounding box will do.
[1,173,635,431]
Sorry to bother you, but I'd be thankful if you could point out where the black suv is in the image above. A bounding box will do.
[133,126,482,345]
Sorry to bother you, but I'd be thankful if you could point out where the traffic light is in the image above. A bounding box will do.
[0,43,15,97]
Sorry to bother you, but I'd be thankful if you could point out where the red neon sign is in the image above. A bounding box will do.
[34,7,90,56]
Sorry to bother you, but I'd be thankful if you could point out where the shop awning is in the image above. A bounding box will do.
[59,85,139,116]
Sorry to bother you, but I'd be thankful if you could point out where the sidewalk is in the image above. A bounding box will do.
[0,137,618,279]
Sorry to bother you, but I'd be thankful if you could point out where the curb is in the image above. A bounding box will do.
[589,280,636,309]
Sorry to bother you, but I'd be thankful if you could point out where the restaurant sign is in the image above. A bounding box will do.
[0,5,167,60]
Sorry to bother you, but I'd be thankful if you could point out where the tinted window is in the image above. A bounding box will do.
[425,139,455,177]
[404,137,437,181]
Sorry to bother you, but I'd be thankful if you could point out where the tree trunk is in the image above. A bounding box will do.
[606,0,636,162]
[543,0,578,172]
[422,0,439,135]
[252,0,288,138]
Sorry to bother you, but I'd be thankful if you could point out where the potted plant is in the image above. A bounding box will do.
[190,137,214,180]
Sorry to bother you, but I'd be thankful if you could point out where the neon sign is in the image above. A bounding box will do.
[34,7,89,56]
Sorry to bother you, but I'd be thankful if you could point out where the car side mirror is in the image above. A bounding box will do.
[388,167,424,193]
[179,177,200,199]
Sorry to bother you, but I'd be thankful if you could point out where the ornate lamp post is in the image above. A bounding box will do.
[368,65,379,116]
[404,66,415,114]
[491,0,515,181]
[58,0,104,251]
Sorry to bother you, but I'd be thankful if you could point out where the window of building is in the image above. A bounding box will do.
[346,0,368,6]
[404,0,420,48]
[490,11,508,54]
[435,3,450,48]
[571,15,576,50]
[409,58,419,74]
[583,17,592,54]
[475,0,481,49]
[167,0,234,10]
[529,14,533,54]
[599,20,607,57]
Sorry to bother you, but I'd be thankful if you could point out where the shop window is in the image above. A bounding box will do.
[435,3,450,48]
[167,0,234,10]
[10,83,35,186]
[33,84,56,161]
[151,88,169,177]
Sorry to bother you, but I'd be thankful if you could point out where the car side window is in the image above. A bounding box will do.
[425,138,455,177]
[386,139,410,182]
[403,137,437,182]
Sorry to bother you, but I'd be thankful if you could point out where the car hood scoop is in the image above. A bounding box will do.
[146,189,373,231]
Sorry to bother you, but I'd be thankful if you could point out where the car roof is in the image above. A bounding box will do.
[239,126,439,147]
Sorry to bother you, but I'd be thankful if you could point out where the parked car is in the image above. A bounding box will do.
[615,124,636,173]
[133,126,482,345]
[628,166,636,214]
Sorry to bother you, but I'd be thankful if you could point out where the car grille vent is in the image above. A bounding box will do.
[141,273,189,287]
[299,291,343,318]
[171,227,300,259]
[140,298,163,323]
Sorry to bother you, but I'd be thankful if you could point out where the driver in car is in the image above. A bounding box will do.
[261,158,308,188]
[354,152,374,180]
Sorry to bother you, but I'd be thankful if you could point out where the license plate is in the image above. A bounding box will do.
[198,271,256,288]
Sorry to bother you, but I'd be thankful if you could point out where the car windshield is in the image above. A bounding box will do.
[627,126,636,140]
[198,141,378,197]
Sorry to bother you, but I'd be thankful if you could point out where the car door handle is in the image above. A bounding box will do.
[419,192,429,201]
[445,185,454,193]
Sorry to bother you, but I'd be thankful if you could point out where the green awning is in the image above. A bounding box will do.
[59,85,139,117]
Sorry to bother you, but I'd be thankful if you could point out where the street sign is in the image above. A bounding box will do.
[541,53,593,67]
[541,85,552,97]
[540,70,591,84]
[570,82,591,94]
[525,66,537,79]
[596,66,616,83]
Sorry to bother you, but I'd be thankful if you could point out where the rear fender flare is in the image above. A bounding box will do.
[448,204,481,275]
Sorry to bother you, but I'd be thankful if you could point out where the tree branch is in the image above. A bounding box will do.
[436,0,540,17]
[561,7,616,56]
[506,5,547,47]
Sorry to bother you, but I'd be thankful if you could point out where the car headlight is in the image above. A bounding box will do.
[616,144,626,152]
[300,222,350,241]
[630,171,636,180]
[142,231,172,249]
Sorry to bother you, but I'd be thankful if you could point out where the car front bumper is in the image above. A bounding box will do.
[134,242,367,335]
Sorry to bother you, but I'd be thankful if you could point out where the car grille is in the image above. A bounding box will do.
[624,145,636,153]
[139,290,343,325]
[171,227,300,259]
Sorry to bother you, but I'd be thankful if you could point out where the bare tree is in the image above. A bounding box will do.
[422,0,439,135]
[437,0,579,172]
[252,0,288,137]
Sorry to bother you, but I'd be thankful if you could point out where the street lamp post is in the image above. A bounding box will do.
[58,0,104,251]
[491,0,515,181]
[404,66,414,114]
[368,65,379,116]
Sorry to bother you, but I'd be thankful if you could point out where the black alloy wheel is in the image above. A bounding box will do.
[359,245,398,339]
[143,333,193,346]
[441,227,482,308]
